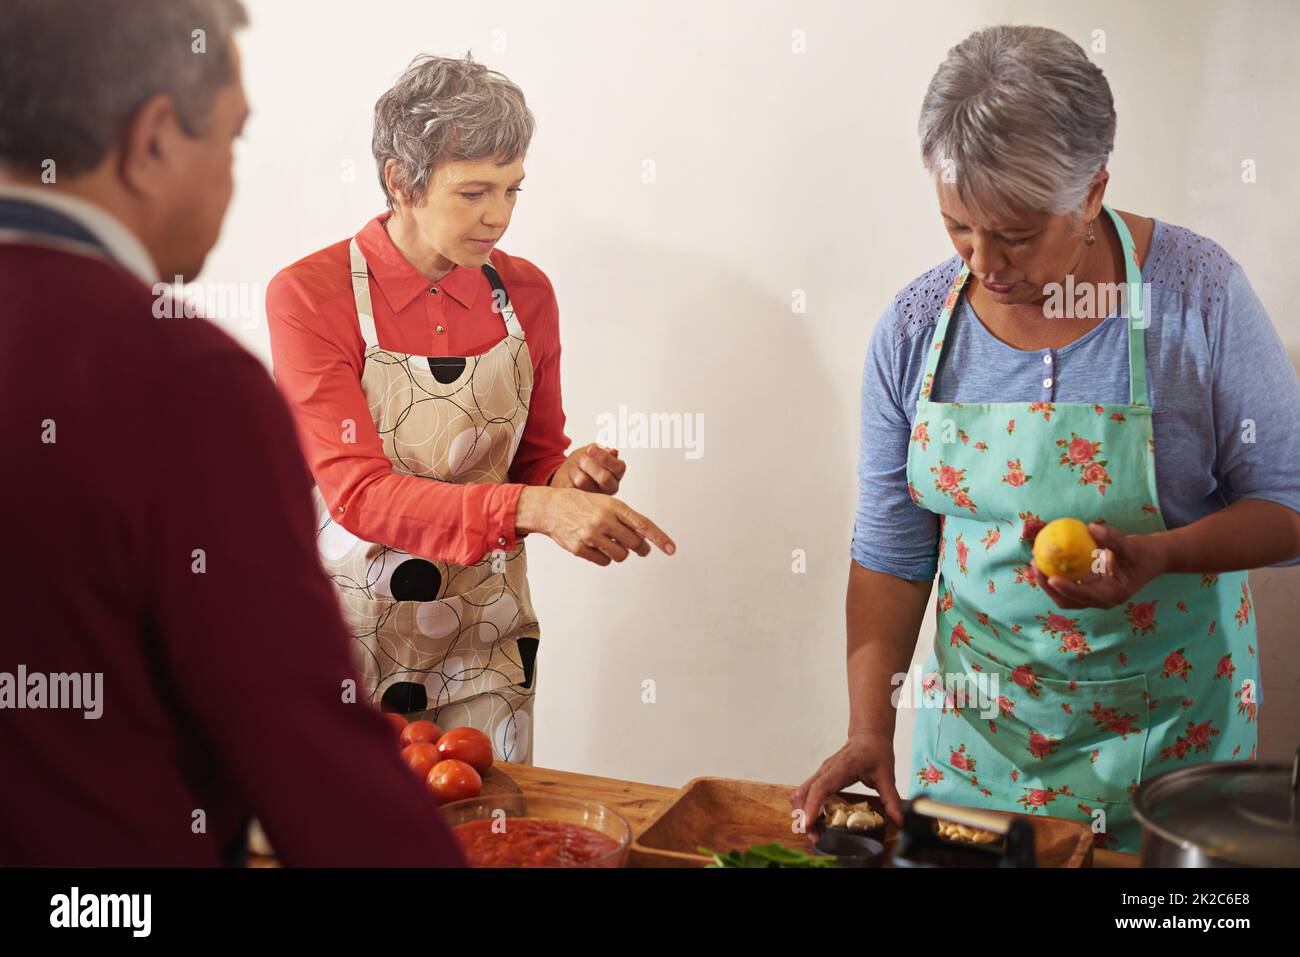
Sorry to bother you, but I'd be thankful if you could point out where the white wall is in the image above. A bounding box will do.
[206,0,1300,790]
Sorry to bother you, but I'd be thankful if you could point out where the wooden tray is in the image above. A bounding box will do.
[630,777,1094,868]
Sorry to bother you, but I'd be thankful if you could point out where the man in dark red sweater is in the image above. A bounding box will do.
[0,0,466,865]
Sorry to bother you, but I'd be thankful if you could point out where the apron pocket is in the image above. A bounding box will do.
[935,640,1149,806]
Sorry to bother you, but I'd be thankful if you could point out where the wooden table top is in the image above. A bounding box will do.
[499,762,1139,869]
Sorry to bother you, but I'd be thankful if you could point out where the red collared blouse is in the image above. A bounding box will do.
[266,214,570,567]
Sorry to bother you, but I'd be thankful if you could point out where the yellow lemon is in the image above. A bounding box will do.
[1032,518,1097,580]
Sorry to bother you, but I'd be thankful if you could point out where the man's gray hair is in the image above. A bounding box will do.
[918,25,1116,224]
[372,54,535,210]
[0,0,247,177]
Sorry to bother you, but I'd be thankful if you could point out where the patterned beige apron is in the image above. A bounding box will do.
[312,237,541,763]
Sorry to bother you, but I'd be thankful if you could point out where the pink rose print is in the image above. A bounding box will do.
[1125,600,1158,636]
[949,744,976,772]
[1028,402,1056,422]
[1110,411,1126,423]
[1006,419,1016,434]
[920,372,934,399]
[1058,630,1092,659]
[930,460,978,514]
[1016,784,1073,813]
[1001,457,1031,487]
[1011,664,1043,698]
[911,421,930,451]
[1018,512,1044,542]
[1214,654,1235,681]
[1037,611,1080,637]
[937,589,954,612]
[1161,648,1192,681]
[980,527,1001,550]
[1176,600,1188,613]
[956,428,970,445]
[973,441,988,451]
[987,579,995,594]
[1158,720,1220,763]
[1091,404,1104,415]
[1082,461,1113,493]
[942,275,963,312]
[1234,581,1252,627]
[1028,731,1059,760]
[949,621,971,647]
[1056,432,1112,494]
[907,482,924,505]
[916,761,945,785]
[1087,702,1142,739]
[974,611,1001,639]
[998,695,1017,719]
[1200,573,1220,587]
[1012,564,1039,589]
[955,534,970,575]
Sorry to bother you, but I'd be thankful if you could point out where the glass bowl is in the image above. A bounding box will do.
[440,794,632,868]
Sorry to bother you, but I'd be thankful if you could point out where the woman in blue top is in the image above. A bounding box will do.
[792,24,1300,852]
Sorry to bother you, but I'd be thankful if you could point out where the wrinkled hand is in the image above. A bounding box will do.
[549,443,625,495]
[519,487,675,566]
[1035,522,1168,610]
[790,730,904,833]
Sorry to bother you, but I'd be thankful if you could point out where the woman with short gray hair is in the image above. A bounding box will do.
[794,25,1300,852]
[267,55,675,765]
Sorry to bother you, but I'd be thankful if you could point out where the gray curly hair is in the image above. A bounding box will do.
[372,54,535,210]
[918,25,1116,225]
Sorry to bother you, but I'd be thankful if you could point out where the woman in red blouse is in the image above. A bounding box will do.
[266,55,674,764]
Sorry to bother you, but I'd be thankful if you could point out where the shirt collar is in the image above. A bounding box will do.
[355,212,483,312]
[0,183,159,286]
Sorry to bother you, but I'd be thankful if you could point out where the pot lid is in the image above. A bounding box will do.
[1133,750,1300,867]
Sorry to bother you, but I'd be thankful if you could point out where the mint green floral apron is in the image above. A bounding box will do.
[905,204,1259,852]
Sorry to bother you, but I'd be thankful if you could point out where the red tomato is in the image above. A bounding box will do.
[399,719,443,748]
[426,759,482,804]
[401,743,441,779]
[383,712,409,736]
[435,726,494,774]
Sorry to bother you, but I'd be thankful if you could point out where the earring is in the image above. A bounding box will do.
[1084,219,1096,245]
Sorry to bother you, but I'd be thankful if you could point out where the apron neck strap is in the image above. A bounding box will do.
[917,203,1148,407]
[348,238,380,348]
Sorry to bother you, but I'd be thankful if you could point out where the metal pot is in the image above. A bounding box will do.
[1132,748,1300,867]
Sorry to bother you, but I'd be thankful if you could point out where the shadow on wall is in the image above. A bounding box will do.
[533,222,851,787]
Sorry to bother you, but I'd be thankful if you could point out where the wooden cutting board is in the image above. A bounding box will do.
[630,776,1094,867]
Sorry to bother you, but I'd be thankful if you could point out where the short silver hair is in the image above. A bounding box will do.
[0,0,248,177]
[918,25,1116,224]
[372,54,535,210]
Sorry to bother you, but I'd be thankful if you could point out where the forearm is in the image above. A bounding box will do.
[1150,498,1300,574]
[340,468,524,566]
[846,560,933,736]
